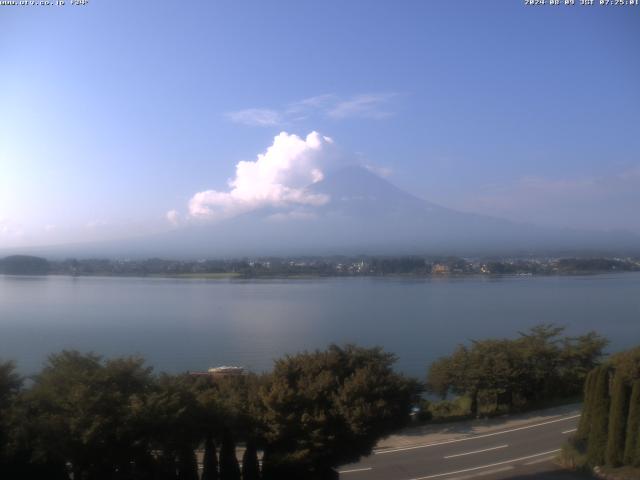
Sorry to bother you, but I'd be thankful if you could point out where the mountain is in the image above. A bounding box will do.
[8,166,640,258]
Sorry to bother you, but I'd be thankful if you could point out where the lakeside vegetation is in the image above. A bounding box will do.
[0,345,419,480]
[1,324,628,479]
[1,254,639,278]
[425,325,608,419]
[561,346,640,476]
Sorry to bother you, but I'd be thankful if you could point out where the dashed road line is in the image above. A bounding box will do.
[339,467,373,474]
[408,449,561,480]
[444,444,508,459]
[375,414,580,455]
[447,466,514,480]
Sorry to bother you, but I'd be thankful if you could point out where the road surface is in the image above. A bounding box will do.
[338,412,588,480]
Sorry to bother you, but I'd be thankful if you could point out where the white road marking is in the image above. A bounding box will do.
[375,414,580,455]
[523,455,555,465]
[447,466,514,480]
[408,449,561,480]
[562,428,577,434]
[338,467,373,474]
[444,444,509,459]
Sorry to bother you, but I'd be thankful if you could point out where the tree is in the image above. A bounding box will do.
[20,351,155,479]
[623,381,640,466]
[219,427,241,480]
[610,347,640,385]
[516,324,565,403]
[177,448,199,480]
[587,366,611,466]
[427,345,483,416]
[605,373,630,466]
[576,369,596,441]
[260,344,420,478]
[201,433,219,480]
[0,361,23,477]
[427,325,608,418]
[559,332,608,396]
[0,255,50,275]
[242,440,261,480]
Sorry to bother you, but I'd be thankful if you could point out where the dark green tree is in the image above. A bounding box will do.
[202,433,219,480]
[587,366,611,466]
[623,380,640,466]
[177,448,199,480]
[260,344,420,478]
[242,439,261,480]
[605,373,630,466]
[0,255,49,275]
[559,331,608,396]
[20,351,155,479]
[219,427,241,480]
[610,347,640,385]
[576,369,596,441]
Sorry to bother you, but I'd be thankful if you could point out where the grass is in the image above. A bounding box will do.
[597,466,640,480]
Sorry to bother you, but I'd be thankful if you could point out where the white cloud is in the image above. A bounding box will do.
[0,218,24,238]
[166,209,180,226]
[227,109,281,127]
[227,93,398,127]
[327,93,397,119]
[188,131,334,221]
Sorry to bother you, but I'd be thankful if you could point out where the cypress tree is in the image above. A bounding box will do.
[242,439,261,480]
[587,366,611,466]
[623,381,640,466]
[219,427,241,480]
[202,433,219,480]
[635,424,640,467]
[605,373,630,466]
[577,369,597,441]
[177,448,199,480]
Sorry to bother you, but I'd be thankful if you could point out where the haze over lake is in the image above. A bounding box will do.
[1,273,638,377]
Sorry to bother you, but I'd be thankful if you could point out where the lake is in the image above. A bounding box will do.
[1,273,639,377]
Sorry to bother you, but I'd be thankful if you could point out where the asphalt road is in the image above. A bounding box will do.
[338,413,588,480]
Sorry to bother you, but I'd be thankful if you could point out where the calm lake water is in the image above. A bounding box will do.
[1,273,639,377]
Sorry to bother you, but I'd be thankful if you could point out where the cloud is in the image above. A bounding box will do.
[227,93,398,127]
[187,131,335,221]
[166,209,180,226]
[326,93,397,119]
[227,108,282,127]
[0,218,24,238]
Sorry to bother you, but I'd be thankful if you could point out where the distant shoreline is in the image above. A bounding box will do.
[2,254,638,279]
[2,270,639,281]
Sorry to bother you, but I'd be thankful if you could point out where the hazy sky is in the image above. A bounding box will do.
[1,0,639,248]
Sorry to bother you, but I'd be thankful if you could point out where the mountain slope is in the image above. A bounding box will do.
[8,166,639,258]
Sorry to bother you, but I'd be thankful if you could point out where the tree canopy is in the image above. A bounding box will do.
[426,324,607,416]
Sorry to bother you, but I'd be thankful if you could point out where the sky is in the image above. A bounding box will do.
[1,0,639,248]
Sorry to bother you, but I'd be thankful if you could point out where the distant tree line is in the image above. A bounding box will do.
[570,346,640,468]
[1,254,638,278]
[426,325,608,417]
[0,255,50,275]
[0,345,419,480]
